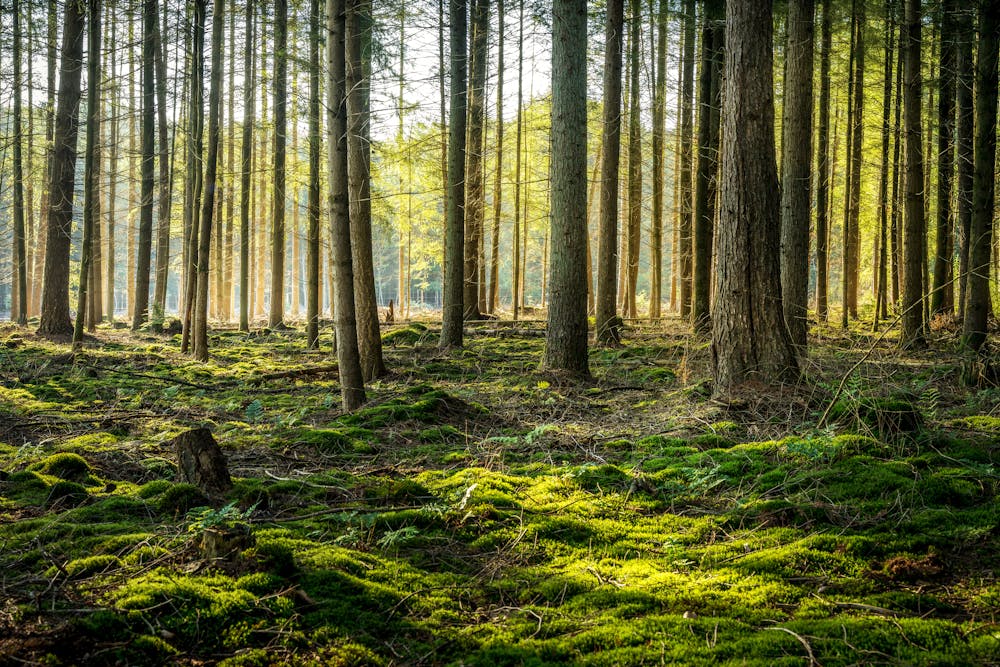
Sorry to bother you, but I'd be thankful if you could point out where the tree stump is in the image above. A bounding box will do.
[172,428,232,498]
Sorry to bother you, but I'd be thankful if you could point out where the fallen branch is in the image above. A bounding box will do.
[766,626,821,667]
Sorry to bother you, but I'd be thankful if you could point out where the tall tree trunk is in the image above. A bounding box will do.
[890,21,904,308]
[132,0,156,329]
[678,0,695,319]
[692,0,724,332]
[441,0,468,347]
[649,0,667,319]
[193,0,224,361]
[75,0,102,345]
[815,0,832,320]
[346,0,386,377]
[224,0,236,321]
[932,0,957,315]
[307,0,322,348]
[269,0,288,328]
[11,0,27,325]
[38,0,85,336]
[127,8,137,320]
[181,0,206,351]
[596,0,625,345]
[844,0,865,324]
[105,9,118,322]
[488,0,505,315]
[32,0,59,319]
[624,0,642,321]
[328,0,366,409]
[544,0,590,377]
[712,0,799,392]
[874,0,896,327]
[239,0,255,332]
[900,0,926,348]
[463,0,488,319]
[151,0,171,323]
[962,1,999,352]
[512,0,524,321]
[780,0,815,350]
[955,6,975,321]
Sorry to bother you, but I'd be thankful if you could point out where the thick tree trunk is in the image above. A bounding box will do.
[780,0,814,351]
[712,0,799,392]
[441,0,468,347]
[38,0,85,337]
[596,0,624,345]
[900,0,926,348]
[962,1,999,352]
[329,0,366,409]
[815,0,832,320]
[132,0,156,330]
[181,3,205,351]
[544,0,590,378]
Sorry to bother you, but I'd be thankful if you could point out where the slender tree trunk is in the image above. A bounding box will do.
[38,0,85,336]
[512,0,524,321]
[105,10,118,321]
[269,0,288,328]
[32,0,59,319]
[874,0,896,327]
[488,0,505,315]
[955,6,975,321]
[132,0,156,329]
[780,0,815,350]
[12,0,27,325]
[544,0,590,378]
[224,0,236,321]
[307,0,321,348]
[463,0,488,319]
[890,22,904,308]
[692,0,724,332]
[596,0,625,345]
[127,9,137,320]
[441,0,468,347]
[624,0,642,321]
[239,0,255,332]
[347,0,386,377]
[712,0,799,391]
[151,0,171,323]
[181,0,206,351]
[815,0,832,320]
[844,0,865,323]
[932,0,957,316]
[678,0,695,319]
[962,1,999,351]
[329,0,366,409]
[900,0,926,348]
[649,0,667,319]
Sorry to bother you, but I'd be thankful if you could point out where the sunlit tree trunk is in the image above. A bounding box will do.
[307,0,321,348]
[269,0,288,328]
[624,0,642,321]
[152,0,171,325]
[678,0,695,319]
[842,0,864,326]
[649,0,667,320]
[955,7,975,321]
[181,0,205,352]
[512,0,524,321]
[931,0,957,316]
[900,0,926,348]
[814,0,832,320]
[239,0,255,332]
[873,0,896,327]
[11,0,27,325]
[488,0,505,315]
[464,0,488,319]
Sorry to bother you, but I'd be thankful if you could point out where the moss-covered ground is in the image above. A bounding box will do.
[1,318,999,665]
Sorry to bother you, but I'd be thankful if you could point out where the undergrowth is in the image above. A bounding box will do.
[0,319,998,665]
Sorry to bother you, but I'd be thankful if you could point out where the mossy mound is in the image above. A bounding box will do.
[294,426,376,454]
[382,323,429,346]
[30,452,93,482]
[339,388,487,429]
[46,480,91,508]
[828,395,924,441]
[157,483,210,516]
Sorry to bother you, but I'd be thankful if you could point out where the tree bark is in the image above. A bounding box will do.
[623,0,642,321]
[712,0,799,392]
[131,0,156,330]
[873,0,896,327]
[931,0,957,316]
[307,0,321,348]
[488,0,505,316]
[239,0,255,332]
[544,0,590,378]
[844,0,865,324]
[181,2,206,351]
[38,0,85,337]
[955,6,975,321]
[900,0,926,348]
[269,0,288,328]
[649,0,668,320]
[678,0,695,319]
[464,0,489,319]
[12,0,27,325]
[151,0,171,323]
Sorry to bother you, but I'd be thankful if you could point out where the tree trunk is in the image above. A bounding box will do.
[900,0,926,348]
[105,10,118,322]
[649,0,667,320]
[955,7,975,321]
[712,0,799,392]
[74,0,103,346]
[11,0,27,325]
[512,0,524,321]
[544,0,590,378]
[441,0,468,347]
[173,428,232,498]
[131,0,156,330]
[151,0,171,323]
[692,0,724,333]
[596,0,624,345]
[38,0,85,337]
[874,0,896,327]
[623,0,642,321]
[844,0,865,324]
[930,0,957,316]
[346,0,386,377]
[269,0,288,328]
[814,0,832,321]
[890,19,904,308]
[780,0,814,351]
[676,0,695,319]
[329,0,366,410]
[181,2,206,351]
[962,1,999,352]
[32,0,59,319]
[239,0,255,332]
[307,0,321,348]
[193,0,224,361]
[488,0,505,316]
[463,0,489,319]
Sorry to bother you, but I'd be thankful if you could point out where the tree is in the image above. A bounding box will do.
[678,0,695,318]
[270,0,288,329]
[181,0,206,352]
[930,0,957,315]
[132,0,157,330]
[306,0,322,349]
[691,0,723,332]
[595,0,624,345]
[464,0,489,319]
[842,0,865,326]
[329,0,366,410]
[962,0,999,352]
[193,0,224,361]
[873,0,896,326]
[900,0,926,348]
[649,0,668,320]
[239,0,255,332]
[346,0,386,378]
[440,0,468,348]
[488,0,505,315]
[779,0,815,350]
[814,0,832,320]
[712,0,799,391]
[544,0,590,377]
[955,6,975,320]
[151,0,172,326]
[74,0,102,346]
[38,0,85,336]
[623,0,642,321]
[11,0,27,325]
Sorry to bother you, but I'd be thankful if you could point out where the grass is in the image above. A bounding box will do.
[1,318,999,665]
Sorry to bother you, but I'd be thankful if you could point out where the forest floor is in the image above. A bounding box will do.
[1,314,999,666]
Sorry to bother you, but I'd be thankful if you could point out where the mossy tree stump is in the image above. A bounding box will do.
[172,428,232,500]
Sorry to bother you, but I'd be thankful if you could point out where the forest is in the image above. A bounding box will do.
[1,0,999,664]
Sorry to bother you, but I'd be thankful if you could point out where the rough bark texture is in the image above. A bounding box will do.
[845,0,865,323]
[38,0,85,337]
[12,0,27,325]
[780,0,814,350]
[678,0,695,319]
[712,0,799,392]
[624,0,642,321]
[955,7,975,320]
[151,0,171,321]
[595,0,624,345]
[269,0,288,328]
[488,0,505,315]
[239,0,255,332]
[464,0,489,319]
[931,0,957,315]
[691,0,723,333]
[900,0,926,348]
[173,428,232,498]
[544,0,590,378]
[132,0,156,330]
[815,0,832,320]
[329,0,366,410]
[962,0,999,351]
[874,0,895,325]
[649,0,667,319]
[306,0,321,349]
[440,0,468,348]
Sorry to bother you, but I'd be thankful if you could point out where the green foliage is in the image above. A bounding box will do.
[46,480,90,507]
[157,483,210,516]
[186,501,257,533]
[30,452,93,482]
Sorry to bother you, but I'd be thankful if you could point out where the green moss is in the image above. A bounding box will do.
[61,554,122,579]
[294,426,375,453]
[157,483,210,516]
[382,325,429,346]
[46,480,90,508]
[30,452,92,482]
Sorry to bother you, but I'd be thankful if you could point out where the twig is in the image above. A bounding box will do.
[766,626,821,667]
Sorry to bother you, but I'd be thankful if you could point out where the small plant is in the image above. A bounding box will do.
[244,399,264,424]
[186,501,257,533]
